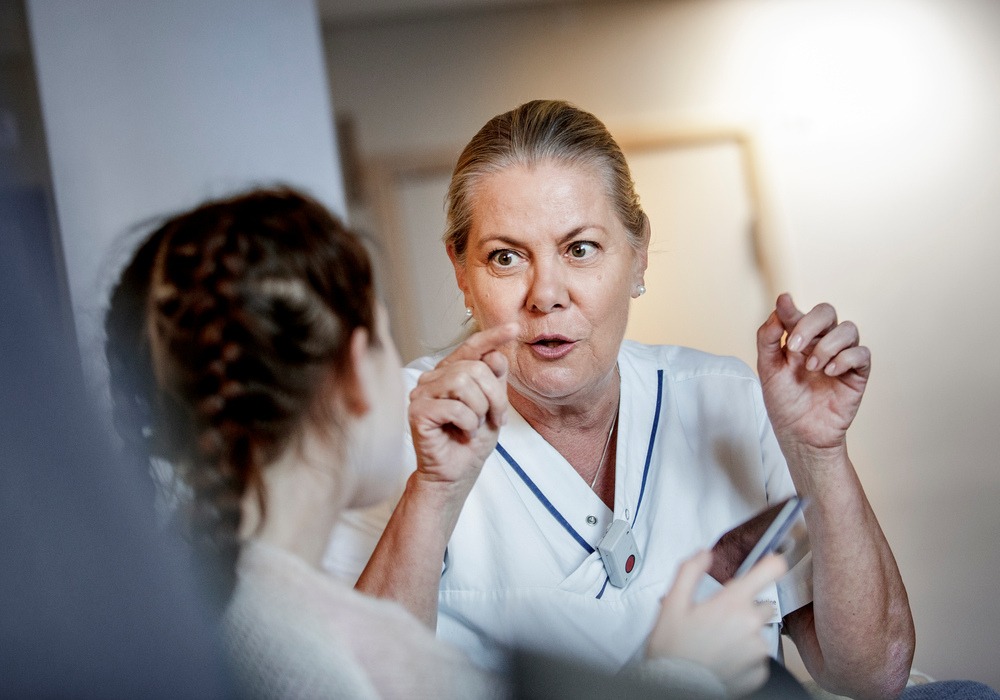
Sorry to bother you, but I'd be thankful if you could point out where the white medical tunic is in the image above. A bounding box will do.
[407,340,798,672]
[323,340,804,673]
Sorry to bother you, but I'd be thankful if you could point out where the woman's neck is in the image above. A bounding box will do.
[239,429,349,569]
[507,364,621,437]
[507,365,621,498]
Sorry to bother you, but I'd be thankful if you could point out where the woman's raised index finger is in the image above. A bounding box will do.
[439,323,519,367]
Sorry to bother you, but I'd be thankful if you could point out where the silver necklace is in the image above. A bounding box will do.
[590,406,619,489]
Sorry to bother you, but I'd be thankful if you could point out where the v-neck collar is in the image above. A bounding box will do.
[495,352,665,554]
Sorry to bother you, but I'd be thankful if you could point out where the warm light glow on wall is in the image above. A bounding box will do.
[719,2,971,130]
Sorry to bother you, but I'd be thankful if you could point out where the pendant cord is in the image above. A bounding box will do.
[590,409,618,489]
[590,364,622,490]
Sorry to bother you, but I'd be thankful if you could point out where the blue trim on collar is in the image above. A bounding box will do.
[595,576,610,600]
[632,369,664,525]
[496,443,595,554]
[495,368,665,596]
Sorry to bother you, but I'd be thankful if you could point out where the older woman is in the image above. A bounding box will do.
[350,100,915,699]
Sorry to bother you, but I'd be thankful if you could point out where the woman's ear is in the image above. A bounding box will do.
[638,216,650,273]
[342,326,373,417]
[633,216,650,285]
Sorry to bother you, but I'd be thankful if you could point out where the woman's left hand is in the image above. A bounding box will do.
[756,293,870,454]
[756,294,916,698]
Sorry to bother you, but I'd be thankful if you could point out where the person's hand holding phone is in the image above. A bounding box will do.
[708,497,806,583]
[645,550,788,698]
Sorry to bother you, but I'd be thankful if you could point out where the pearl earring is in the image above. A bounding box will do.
[465,307,473,317]
[636,284,646,297]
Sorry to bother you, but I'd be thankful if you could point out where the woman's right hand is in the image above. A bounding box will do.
[407,323,518,493]
[645,550,788,698]
[356,323,518,626]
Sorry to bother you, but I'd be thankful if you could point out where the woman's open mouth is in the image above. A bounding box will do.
[527,335,576,360]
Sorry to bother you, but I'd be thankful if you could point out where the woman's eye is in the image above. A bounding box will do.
[568,242,597,259]
[489,249,520,267]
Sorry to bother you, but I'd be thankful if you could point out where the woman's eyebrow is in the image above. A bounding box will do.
[478,234,524,248]
[479,226,603,249]
[555,225,604,246]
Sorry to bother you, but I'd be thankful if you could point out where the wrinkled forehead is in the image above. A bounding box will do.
[467,156,617,218]
[473,165,621,243]
[479,152,614,190]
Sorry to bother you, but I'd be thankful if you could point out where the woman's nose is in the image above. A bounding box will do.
[526,259,569,313]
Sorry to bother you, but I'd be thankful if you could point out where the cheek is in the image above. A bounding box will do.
[580,275,631,340]
[351,402,406,509]
[384,365,406,434]
[601,281,632,317]
[475,280,521,323]
[366,360,406,494]
[391,387,406,439]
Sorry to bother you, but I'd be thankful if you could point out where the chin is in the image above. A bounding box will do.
[516,377,588,405]
[517,357,590,390]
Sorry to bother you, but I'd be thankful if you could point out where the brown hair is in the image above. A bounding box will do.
[105,187,376,607]
[444,99,649,264]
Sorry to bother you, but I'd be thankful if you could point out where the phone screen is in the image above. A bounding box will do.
[733,496,805,578]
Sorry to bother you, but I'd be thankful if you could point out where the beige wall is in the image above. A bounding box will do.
[325,0,1000,687]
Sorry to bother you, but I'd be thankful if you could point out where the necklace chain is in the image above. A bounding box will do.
[590,407,618,489]
[590,364,622,490]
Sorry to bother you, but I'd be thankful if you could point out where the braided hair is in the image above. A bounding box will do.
[105,187,377,609]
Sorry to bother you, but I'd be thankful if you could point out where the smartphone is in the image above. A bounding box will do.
[733,496,805,578]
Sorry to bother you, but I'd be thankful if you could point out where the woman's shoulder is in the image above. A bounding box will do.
[224,543,381,698]
[620,339,757,382]
[230,540,422,628]
[226,541,492,698]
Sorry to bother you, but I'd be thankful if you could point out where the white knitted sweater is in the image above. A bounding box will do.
[223,540,503,699]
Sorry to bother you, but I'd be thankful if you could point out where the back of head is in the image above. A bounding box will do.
[445,99,648,264]
[105,187,376,607]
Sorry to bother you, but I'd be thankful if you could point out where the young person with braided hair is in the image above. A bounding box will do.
[104,187,512,698]
[105,187,788,699]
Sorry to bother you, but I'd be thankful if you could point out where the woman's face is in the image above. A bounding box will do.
[453,160,647,409]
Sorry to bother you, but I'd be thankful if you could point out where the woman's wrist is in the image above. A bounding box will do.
[778,440,856,497]
[401,470,475,541]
